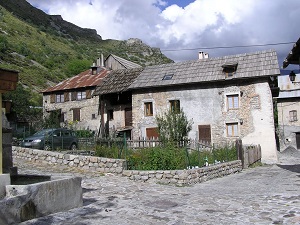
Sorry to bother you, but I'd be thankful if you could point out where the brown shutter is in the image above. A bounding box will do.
[50,94,55,103]
[146,127,159,139]
[64,92,69,102]
[198,125,211,144]
[86,89,92,99]
[71,92,77,101]
[73,108,80,121]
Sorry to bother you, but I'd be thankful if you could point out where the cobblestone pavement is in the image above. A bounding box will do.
[15,149,300,225]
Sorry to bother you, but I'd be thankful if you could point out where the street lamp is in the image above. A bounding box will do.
[289,71,296,82]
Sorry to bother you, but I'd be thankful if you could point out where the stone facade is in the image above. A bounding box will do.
[132,80,277,163]
[43,93,100,132]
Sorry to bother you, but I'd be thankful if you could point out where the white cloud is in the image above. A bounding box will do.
[27,0,300,66]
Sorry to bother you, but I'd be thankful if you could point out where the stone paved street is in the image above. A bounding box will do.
[15,149,300,225]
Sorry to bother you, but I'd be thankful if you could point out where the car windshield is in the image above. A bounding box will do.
[33,129,55,136]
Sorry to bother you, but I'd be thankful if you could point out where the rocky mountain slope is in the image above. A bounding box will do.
[0,0,173,106]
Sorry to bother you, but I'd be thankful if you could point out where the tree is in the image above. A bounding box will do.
[155,109,193,143]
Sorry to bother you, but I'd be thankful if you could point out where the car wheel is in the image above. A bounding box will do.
[70,143,77,151]
[44,144,51,151]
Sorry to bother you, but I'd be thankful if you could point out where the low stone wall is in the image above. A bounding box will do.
[13,147,242,186]
[122,160,242,186]
[12,147,126,174]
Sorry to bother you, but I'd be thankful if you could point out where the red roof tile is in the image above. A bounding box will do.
[42,67,109,93]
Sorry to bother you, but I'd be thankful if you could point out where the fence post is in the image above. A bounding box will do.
[236,139,244,168]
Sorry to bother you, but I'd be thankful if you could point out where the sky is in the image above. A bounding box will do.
[26,0,300,70]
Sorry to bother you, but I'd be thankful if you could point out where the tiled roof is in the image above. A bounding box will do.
[94,67,144,95]
[42,67,109,93]
[129,50,280,89]
[106,54,142,69]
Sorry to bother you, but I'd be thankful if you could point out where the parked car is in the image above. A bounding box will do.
[21,128,78,151]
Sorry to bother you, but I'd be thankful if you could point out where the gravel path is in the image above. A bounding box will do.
[14,149,300,225]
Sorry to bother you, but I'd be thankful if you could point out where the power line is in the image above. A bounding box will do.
[161,41,295,52]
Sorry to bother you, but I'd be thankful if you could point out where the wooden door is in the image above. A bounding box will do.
[296,133,300,149]
[198,125,211,144]
[125,107,132,126]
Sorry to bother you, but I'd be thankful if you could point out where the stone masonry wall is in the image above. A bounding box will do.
[13,147,242,185]
[122,160,242,186]
[13,147,126,174]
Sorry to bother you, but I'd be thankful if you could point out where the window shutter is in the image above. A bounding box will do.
[86,90,92,99]
[64,92,69,102]
[71,92,77,101]
[73,108,80,121]
[50,94,55,103]
[198,125,211,143]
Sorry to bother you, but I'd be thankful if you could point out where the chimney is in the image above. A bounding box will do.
[101,53,104,67]
[199,51,209,59]
[91,62,97,75]
[96,58,101,66]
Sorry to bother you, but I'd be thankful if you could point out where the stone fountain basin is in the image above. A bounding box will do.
[0,175,83,225]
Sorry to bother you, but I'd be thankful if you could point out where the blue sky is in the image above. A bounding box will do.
[26,0,300,69]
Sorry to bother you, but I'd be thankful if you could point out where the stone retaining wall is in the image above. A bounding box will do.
[122,160,242,186]
[13,147,242,185]
[12,147,126,174]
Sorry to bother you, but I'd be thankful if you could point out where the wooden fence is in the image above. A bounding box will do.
[236,139,261,168]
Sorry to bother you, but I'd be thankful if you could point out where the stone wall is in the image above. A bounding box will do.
[13,147,126,174]
[122,160,242,186]
[13,147,242,186]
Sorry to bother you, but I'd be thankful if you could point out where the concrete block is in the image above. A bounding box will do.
[0,174,10,199]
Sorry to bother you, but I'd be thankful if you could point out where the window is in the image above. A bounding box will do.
[226,123,238,137]
[144,102,153,116]
[50,94,55,103]
[56,93,64,103]
[92,114,96,119]
[108,109,114,120]
[170,100,180,113]
[289,110,297,122]
[163,74,173,80]
[227,95,239,109]
[77,91,86,100]
[222,63,238,78]
[73,108,80,121]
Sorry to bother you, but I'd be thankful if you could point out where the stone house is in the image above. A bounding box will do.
[94,50,280,163]
[277,37,300,150]
[94,67,144,138]
[42,65,110,132]
[42,55,141,133]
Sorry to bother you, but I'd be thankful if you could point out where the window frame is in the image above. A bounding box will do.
[77,91,86,100]
[169,100,180,113]
[227,94,239,110]
[56,93,64,103]
[226,122,239,137]
[144,102,153,116]
[289,110,297,122]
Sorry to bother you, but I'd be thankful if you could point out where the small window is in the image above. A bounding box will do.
[108,110,114,120]
[289,110,297,122]
[56,93,64,103]
[163,74,173,80]
[144,102,153,116]
[226,123,238,137]
[77,91,86,100]
[222,63,238,78]
[227,95,239,109]
[92,114,96,119]
[170,100,180,113]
